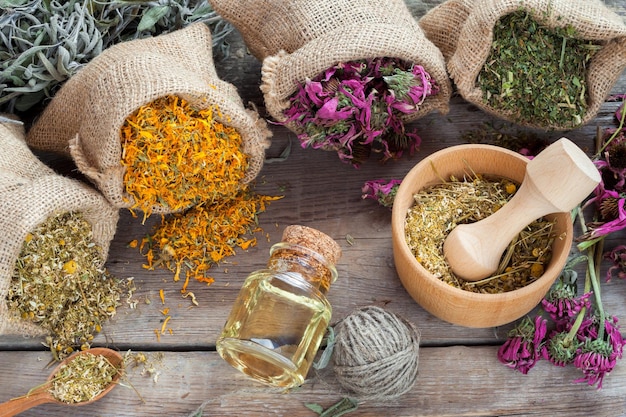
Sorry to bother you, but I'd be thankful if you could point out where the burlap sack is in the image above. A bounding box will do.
[209,0,451,127]
[0,117,119,336]
[420,0,626,130]
[26,23,271,212]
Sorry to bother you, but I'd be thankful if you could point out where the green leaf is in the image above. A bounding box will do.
[137,6,170,32]
[305,403,325,415]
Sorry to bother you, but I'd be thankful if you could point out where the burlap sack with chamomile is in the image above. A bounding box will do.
[0,116,119,336]
[209,0,452,126]
[26,23,271,213]
[419,0,626,130]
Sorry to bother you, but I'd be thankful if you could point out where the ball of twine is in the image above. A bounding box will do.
[332,306,421,401]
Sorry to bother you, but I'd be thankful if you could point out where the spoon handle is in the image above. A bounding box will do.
[0,389,54,417]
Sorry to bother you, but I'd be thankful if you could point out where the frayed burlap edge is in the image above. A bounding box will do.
[0,175,119,336]
[1,117,119,336]
[260,23,451,130]
[27,23,271,212]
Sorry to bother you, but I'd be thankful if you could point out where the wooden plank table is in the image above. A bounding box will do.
[2,1,626,416]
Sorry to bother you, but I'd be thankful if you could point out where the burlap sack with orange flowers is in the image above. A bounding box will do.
[26,23,271,212]
[209,0,451,126]
[0,116,119,336]
[419,0,626,130]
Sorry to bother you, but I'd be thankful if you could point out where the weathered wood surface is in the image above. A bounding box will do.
[1,1,626,416]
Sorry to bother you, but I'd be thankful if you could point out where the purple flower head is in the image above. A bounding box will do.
[497,315,547,374]
[361,179,402,208]
[542,273,591,326]
[597,127,626,192]
[542,292,592,328]
[611,94,626,124]
[581,180,626,240]
[605,245,626,281]
[574,343,615,389]
[284,57,438,167]
[573,316,624,389]
[542,331,580,367]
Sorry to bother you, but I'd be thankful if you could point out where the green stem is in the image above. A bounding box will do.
[566,306,587,342]
[588,237,606,340]
[596,98,626,157]
[576,206,606,340]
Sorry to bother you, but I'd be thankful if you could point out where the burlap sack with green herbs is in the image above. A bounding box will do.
[26,23,271,212]
[419,0,626,130]
[0,117,119,336]
[209,0,451,125]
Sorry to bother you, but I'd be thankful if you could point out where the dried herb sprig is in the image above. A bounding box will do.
[478,9,601,128]
[6,211,122,359]
[404,174,556,293]
[48,351,121,404]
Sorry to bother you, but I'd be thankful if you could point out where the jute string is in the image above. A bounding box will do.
[331,306,421,401]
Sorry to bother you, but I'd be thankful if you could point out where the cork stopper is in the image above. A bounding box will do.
[281,225,342,266]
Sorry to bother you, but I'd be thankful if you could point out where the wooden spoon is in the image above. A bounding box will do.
[0,347,123,417]
[443,138,600,281]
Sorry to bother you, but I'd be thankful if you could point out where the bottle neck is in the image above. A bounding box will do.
[267,242,337,294]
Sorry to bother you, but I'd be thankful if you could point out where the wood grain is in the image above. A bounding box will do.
[1,1,626,416]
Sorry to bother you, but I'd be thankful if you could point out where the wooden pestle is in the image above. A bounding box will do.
[443,138,601,282]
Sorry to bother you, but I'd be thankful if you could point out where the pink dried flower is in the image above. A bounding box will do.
[542,330,580,367]
[542,288,591,327]
[605,245,626,281]
[573,317,624,389]
[284,57,438,167]
[583,183,626,240]
[361,179,402,209]
[497,315,547,374]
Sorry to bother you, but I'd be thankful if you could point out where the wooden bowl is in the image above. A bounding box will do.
[391,144,572,328]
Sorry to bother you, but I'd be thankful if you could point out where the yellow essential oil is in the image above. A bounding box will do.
[217,225,341,388]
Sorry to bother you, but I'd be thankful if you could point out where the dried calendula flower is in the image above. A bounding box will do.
[120,95,248,221]
[49,352,120,404]
[123,95,281,290]
[405,175,555,293]
[6,212,122,360]
[142,192,281,286]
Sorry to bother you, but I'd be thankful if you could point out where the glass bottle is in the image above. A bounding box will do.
[217,225,342,388]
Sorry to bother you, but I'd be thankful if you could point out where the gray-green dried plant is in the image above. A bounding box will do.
[0,0,233,112]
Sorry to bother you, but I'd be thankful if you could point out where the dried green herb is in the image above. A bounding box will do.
[49,352,120,404]
[6,212,122,359]
[478,9,601,128]
[404,174,556,293]
[0,0,233,112]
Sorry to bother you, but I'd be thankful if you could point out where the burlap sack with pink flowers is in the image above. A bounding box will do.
[419,0,626,130]
[26,23,271,212]
[209,0,452,126]
[0,116,119,336]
